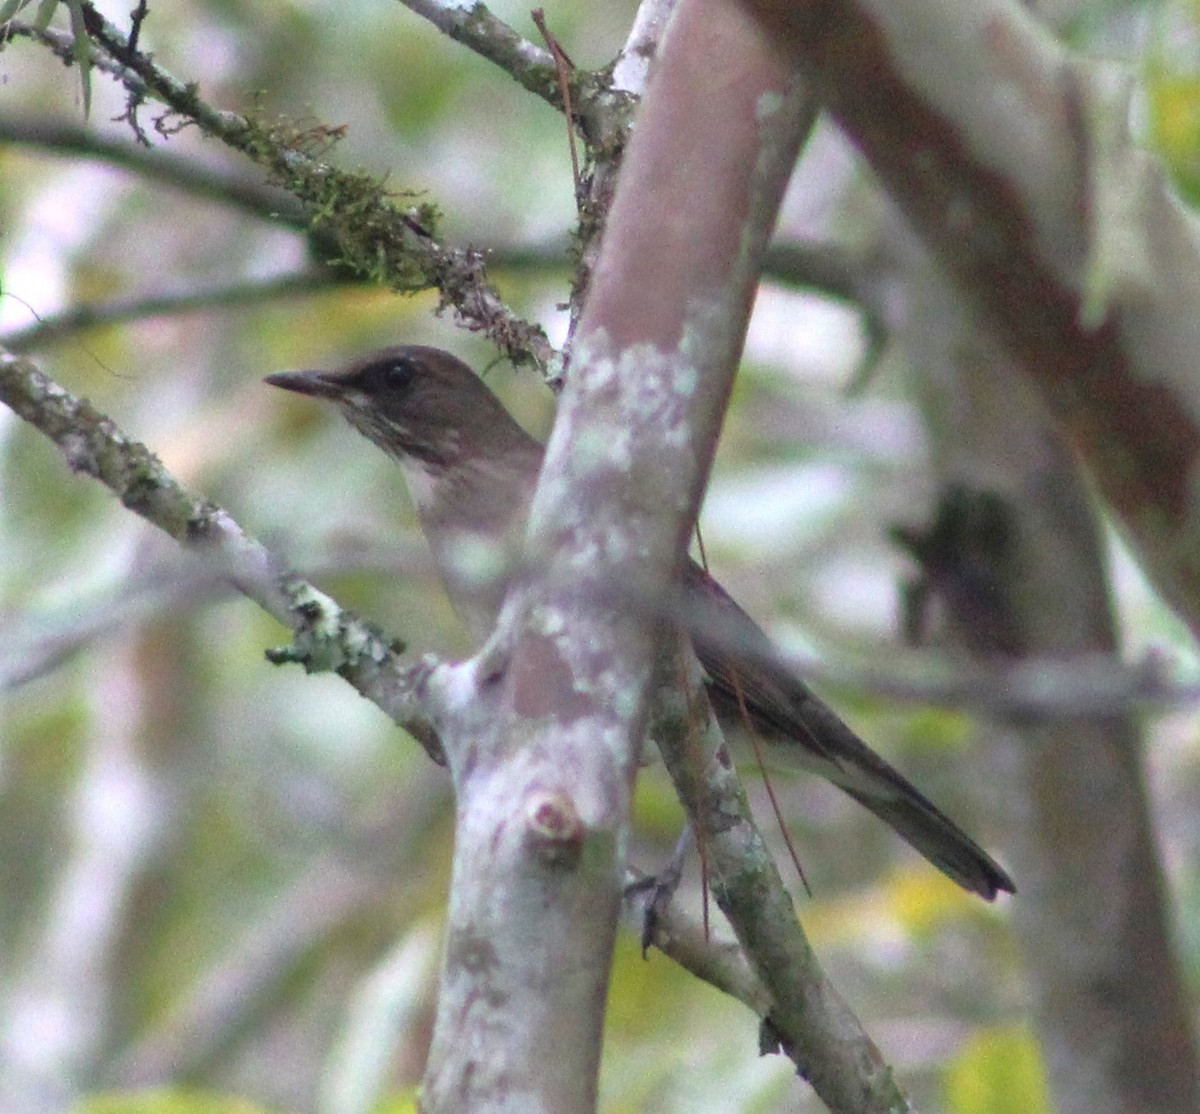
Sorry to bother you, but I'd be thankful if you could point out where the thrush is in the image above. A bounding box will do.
[266,345,1014,900]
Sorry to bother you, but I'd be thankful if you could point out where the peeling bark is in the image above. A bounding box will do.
[739,0,1200,636]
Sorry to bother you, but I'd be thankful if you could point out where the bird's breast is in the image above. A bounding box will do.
[402,457,532,643]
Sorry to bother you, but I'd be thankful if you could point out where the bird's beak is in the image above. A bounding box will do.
[263,370,346,400]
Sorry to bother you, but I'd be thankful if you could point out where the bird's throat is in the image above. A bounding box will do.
[400,453,536,643]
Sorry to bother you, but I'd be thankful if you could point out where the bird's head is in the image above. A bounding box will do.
[265,345,526,468]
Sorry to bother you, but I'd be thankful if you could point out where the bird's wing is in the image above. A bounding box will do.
[682,560,1014,899]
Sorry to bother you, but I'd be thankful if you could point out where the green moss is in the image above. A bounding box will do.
[230,111,444,295]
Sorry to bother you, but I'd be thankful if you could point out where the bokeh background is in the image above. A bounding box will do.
[2,2,1199,1112]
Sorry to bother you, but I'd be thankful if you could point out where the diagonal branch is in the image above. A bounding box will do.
[61,2,554,372]
[740,0,1200,637]
[2,271,335,351]
[0,345,802,1036]
[409,0,915,1109]
[0,346,442,762]
[0,114,308,226]
[395,1,560,107]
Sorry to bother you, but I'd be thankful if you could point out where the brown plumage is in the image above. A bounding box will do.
[266,346,1014,900]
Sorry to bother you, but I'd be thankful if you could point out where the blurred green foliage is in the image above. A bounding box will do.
[3,1,1195,1112]
[944,1026,1050,1114]
[79,1090,277,1114]
[1146,1,1200,201]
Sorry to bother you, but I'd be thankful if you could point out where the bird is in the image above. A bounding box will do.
[265,345,1015,900]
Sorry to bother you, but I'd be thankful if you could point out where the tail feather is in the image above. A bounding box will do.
[781,692,1015,900]
[688,562,1014,899]
[750,695,1016,900]
[840,785,1015,900]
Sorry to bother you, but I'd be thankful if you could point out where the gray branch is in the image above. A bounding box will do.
[0,347,443,762]
[1,271,334,352]
[61,4,555,372]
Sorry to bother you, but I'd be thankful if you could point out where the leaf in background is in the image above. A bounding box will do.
[1145,2,1200,206]
[370,1093,420,1114]
[944,1026,1050,1114]
[0,0,32,26]
[78,1089,275,1114]
[65,0,92,118]
[1147,73,1200,198]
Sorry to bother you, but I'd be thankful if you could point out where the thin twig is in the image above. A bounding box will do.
[395,0,560,107]
[531,8,582,202]
[0,347,444,762]
[2,271,336,351]
[730,665,812,897]
[624,866,771,1016]
[0,115,308,226]
[126,0,149,53]
[65,2,554,371]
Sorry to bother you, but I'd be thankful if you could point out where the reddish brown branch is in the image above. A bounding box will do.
[737,0,1200,636]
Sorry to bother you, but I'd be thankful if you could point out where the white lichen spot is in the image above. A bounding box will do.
[536,607,566,637]
[672,362,699,397]
[445,533,510,590]
[573,329,618,383]
[428,657,483,718]
[639,369,663,397]
[290,583,341,641]
[603,532,631,563]
[611,686,639,723]
[574,425,629,472]
[341,622,373,662]
[756,91,784,121]
[565,535,602,572]
[661,422,693,453]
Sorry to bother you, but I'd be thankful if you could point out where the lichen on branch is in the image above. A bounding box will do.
[67,0,553,370]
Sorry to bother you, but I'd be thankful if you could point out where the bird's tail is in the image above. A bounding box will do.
[838,784,1014,900]
[771,699,1015,900]
[687,561,1013,899]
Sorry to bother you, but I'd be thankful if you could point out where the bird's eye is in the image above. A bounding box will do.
[378,356,418,392]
